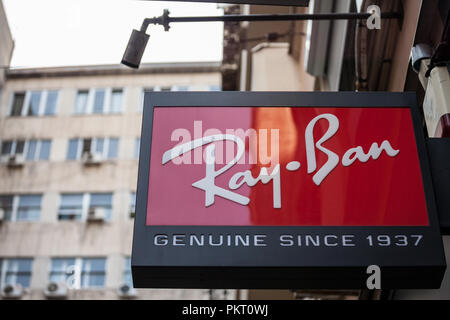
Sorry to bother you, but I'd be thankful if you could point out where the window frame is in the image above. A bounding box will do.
[48,257,76,285]
[8,90,59,117]
[58,192,113,221]
[74,88,123,115]
[66,137,119,160]
[0,194,42,222]
[0,258,33,288]
[48,257,106,289]
[80,258,107,289]
[0,139,52,162]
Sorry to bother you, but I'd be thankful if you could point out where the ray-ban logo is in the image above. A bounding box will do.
[162,113,399,209]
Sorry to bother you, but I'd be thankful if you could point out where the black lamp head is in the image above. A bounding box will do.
[121,29,150,69]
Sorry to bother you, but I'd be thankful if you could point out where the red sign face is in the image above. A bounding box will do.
[146,107,429,226]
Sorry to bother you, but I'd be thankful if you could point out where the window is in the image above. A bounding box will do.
[134,138,140,159]
[10,92,26,116]
[89,193,112,219]
[1,140,24,158]
[0,141,13,156]
[107,138,118,159]
[67,139,79,160]
[25,140,51,161]
[58,193,113,221]
[110,89,123,113]
[123,257,132,287]
[74,88,123,114]
[49,258,76,284]
[27,91,42,116]
[16,195,42,221]
[44,91,58,115]
[0,258,33,288]
[81,258,106,288]
[74,90,89,114]
[0,195,13,221]
[92,89,105,114]
[49,257,105,289]
[0,194,41,222]
[66,138,119,160]
[58,194,83,220]
[9,91,58,116]
[1,140,51,162]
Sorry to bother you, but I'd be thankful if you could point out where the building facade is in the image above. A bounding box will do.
[0,62,233,300]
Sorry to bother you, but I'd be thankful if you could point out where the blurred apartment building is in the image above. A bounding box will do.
[0,1,230,300]
[220,0,450,300]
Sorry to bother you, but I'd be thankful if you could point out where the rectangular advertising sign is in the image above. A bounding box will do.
[132,92,446,289]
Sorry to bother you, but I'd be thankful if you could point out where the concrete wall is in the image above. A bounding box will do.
[250,43,304,91]
[0,0,14,87]
[0,69,229,300]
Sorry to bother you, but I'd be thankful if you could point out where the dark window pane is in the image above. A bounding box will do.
[0,195,13,221]
[15,141,25,155]
[1,141,12,155]
[10,93,25,116]
[82,138,92,154]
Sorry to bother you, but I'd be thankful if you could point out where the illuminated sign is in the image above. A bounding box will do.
[132,92,446,289]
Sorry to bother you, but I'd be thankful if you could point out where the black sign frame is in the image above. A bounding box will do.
[132,92,446,289]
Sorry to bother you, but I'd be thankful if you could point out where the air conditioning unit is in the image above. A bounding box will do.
[1,284,24,299]
[7,154,25,168]
[82,152,103,165]
[0,208,5,222]
[44,282,68,299]
[87,207,106,222]
[117,283,137,299]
